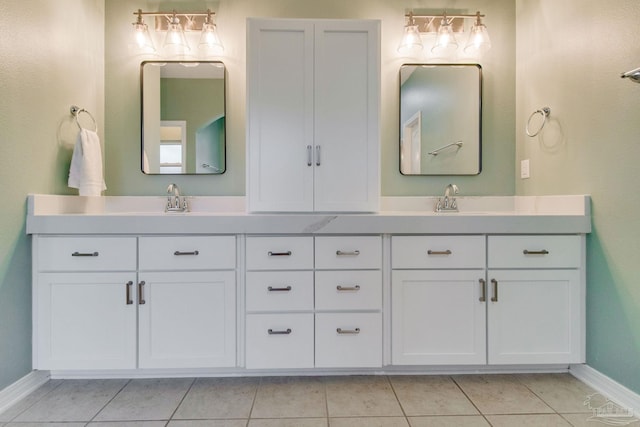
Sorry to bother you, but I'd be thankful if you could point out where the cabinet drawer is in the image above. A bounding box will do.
[392,236,485,269]
[488,235,581,268]
[315,313,382,368]
[246,236,313,270]
[36,236,136,271]
[139,236,236,270]
[315,271,381,311]
[246,271,314,312]
[315,236,381,269]
[245,313,314,369]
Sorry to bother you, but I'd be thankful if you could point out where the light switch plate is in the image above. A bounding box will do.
[521,159,530,179]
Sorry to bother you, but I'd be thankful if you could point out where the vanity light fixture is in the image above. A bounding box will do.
[431,13,458,56]
[463,12,491,56]
[397,12,424,54]
[199,10,224,56]
[131,10,156,54]
[163,12,191,57]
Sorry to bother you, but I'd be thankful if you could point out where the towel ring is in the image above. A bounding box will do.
[526,107,550,137]
[70,105,98,132]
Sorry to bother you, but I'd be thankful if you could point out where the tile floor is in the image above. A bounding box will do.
[0,374,631,427]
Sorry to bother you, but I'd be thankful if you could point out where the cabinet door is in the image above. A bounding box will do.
[391,270,486,365]
[313,20,380,212]
[487,269,583,364]
[138,271,236,369]
[247,19,314,212]
[36,272,137,370]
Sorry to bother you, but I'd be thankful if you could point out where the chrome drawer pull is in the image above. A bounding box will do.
[479,278,486,302]
[316,145,321,166]
[336,250,360,256]
[268,286,292,292]
[490,279,498,302]
[138,281,146,305]
[337,285,361,292]
[337,328,360,334]
[268,251,292,257]
[268,328,292,335]
[72,251,99,257]
[174,250,199,256]
[427,249,452,255]
[307,145,312,166]
[126,281,133,305]
[523,249,550,255]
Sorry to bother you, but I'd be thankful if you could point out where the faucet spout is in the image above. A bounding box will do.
[165,183,188,212]
[436,184,460,212]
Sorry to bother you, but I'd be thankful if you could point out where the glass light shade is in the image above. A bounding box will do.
[431,21,458,56]
[464,23,491,56]
[199,22,224,56]
[131,21,156,54]
[163,16,191,57]
[397,25,423,54]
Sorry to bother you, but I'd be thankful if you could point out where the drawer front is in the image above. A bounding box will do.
[315,312,382,368]
[246,271,314,312]
[245,313,314,369]
[246,236,313,270]
[315,236,381,269]
[139,236,236,270]
[392,236,485,269]
[315,270,382,311]
[488,235,581,268]
[37,236,136,271]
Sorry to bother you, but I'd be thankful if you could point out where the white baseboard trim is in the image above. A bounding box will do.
[570,364,640,417]
[0,370,50,415]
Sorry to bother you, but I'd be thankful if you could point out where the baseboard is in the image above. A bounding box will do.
[570,364,640,417]
[0,370,50,415]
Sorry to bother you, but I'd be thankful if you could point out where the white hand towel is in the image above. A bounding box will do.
[68,129,107,196]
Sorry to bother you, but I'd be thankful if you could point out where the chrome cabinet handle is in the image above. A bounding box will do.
[337,328,360,334]
[268,286,292,292]
[72,251,99,257]
[138,281,146,305]
[336,250,360,256]
[126,281,133,305]
[427,249,452,255]
[268,328,292,335]
[316,145,321,166]
[307,145,312,166]
[491,279,498,302]
[337,285,361,291]
[174,250,199,256]
[523,249,550,255]
[479,278,486,302]
[268,251,292,257]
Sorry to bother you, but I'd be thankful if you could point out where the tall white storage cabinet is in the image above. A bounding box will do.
[247,19,380,212]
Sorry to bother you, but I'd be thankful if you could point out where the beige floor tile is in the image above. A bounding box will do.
[517,374,596,413]
[330,417,409,427]
[251,377,327,419]
[173,377,258,419]
[94,378,194,421]
[408,416,490,427]
[325,376,403,418]
[249,419,327,427]
[486,414,573,426]
[5,423,86,427]
[390,376,478,416]
[169,421,249,427]
[14,379,128,422]
[89,423,167,427]
[453,375,553,415]
[0,380,64,422]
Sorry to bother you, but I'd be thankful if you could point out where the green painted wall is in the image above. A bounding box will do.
[516,0,640,393]
[0,0,104,389]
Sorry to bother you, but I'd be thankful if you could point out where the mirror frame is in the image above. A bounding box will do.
[399,63,482,176]
[140,60,227,175]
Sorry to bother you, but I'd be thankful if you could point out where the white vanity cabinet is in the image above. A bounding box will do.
[391,236,487,365]
[487,235,584,364]
[247,18,380,212]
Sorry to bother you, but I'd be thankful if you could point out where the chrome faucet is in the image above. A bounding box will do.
[166,183,189,212]
[435,184,459,212]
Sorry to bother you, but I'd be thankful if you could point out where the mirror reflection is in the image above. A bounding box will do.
[141,61,226,175]
[400,64,482,175]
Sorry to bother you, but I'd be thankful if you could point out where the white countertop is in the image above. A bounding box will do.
[26,194,592,235]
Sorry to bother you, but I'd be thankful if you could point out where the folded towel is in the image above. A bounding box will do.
[68,129,107,196]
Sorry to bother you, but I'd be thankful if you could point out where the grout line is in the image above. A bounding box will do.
[246,375,261,421]
[1,379,65,423]
[87,378,131,424]
[386,374,410,425]
[323,376,330,426]
[167,377,197,421]
[450,374,494,426]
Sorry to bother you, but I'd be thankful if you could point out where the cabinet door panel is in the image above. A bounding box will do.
[138,271,236,368]
[36,272,136,370]
[487,269,582,364]
[392,270,486,365]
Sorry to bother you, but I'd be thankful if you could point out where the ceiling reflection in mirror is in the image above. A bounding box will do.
[400,64,482,175]
[141,61,226,175]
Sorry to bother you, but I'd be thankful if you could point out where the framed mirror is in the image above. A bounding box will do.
[399,64,482,175]
[141,61,226,174]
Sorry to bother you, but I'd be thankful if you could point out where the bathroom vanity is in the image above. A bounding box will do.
[27,194,590,376]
